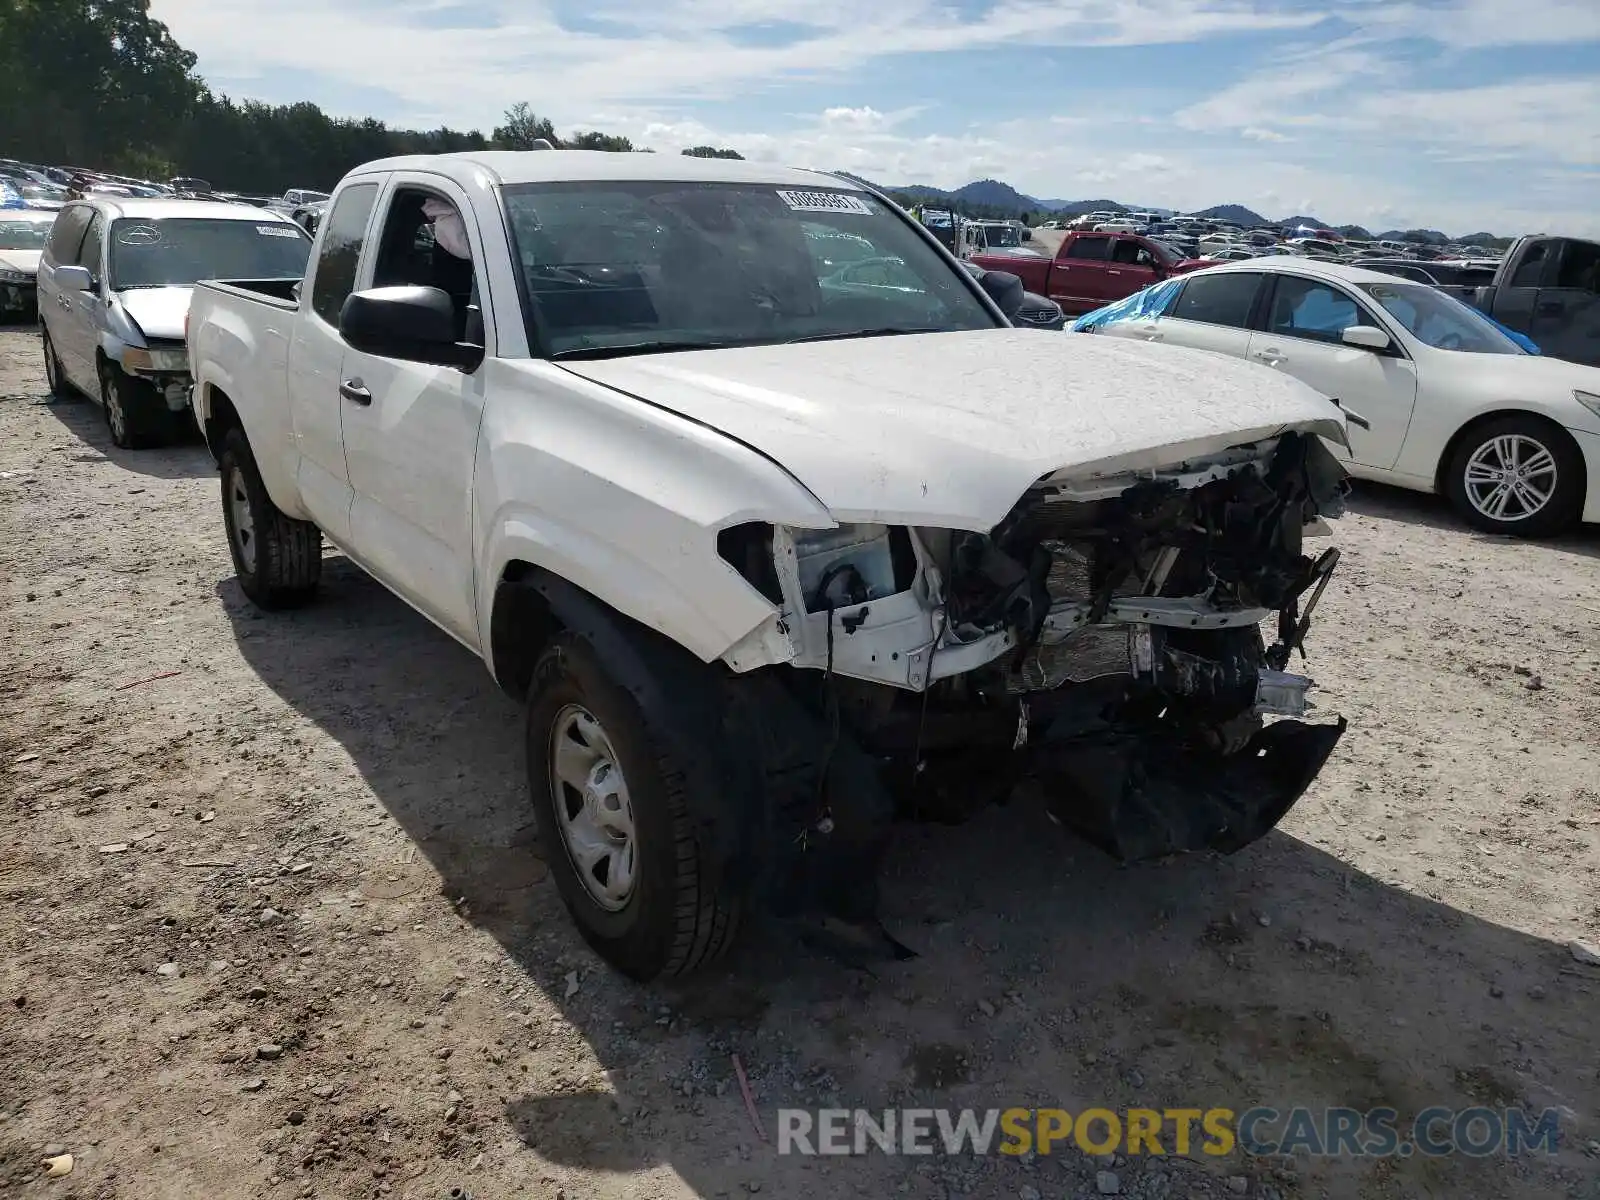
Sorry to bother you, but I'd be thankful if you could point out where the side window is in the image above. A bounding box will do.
[310,182,379,325]
[369,187,480,344]
[1111,239,1145,265]
[1508,243,1547,289]
[1554,241,1600,295]
[78,215,105,278]
[46,205,93,265]
[1266,276,1369,343]
[1065,236,1111,261]
[1168,272,1261,328]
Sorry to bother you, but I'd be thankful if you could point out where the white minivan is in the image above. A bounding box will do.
[36,198,311,448]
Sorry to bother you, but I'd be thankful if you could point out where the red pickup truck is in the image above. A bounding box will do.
[970,231,1211,315]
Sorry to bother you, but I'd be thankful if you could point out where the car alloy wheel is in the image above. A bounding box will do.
[1462,433,1557,524]
[547,703,638,911]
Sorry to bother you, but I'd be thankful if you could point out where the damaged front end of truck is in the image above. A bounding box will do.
[715,429,1351,930]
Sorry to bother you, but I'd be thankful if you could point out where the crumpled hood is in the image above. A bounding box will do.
[558,329,1349,528]
[0,249,40,276]
[115,286,194,340]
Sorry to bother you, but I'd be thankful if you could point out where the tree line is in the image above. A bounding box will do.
[0,0,743,194]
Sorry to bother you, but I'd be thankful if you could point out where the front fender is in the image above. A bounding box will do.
[479,505,786,670]
[472,359,837,668]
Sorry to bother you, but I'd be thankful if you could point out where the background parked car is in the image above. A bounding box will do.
[36,198,312,448]
[1073,256,1600,536]
[0,209,56,321]
[1463,234,1600,367]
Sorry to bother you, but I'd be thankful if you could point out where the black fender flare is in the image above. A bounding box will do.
[525,570,892,916]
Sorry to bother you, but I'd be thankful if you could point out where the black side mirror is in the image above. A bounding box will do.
[977,269,1025,318]
[339,285,482,370]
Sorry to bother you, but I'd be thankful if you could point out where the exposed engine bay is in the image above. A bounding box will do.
[719,431,1351,867]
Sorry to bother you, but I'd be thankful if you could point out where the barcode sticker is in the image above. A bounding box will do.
[775,190,872,215]
[257,225,301,237]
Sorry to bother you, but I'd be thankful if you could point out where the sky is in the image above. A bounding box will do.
[147,0,1600,237]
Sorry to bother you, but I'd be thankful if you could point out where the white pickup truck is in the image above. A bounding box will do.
[187,150,1353,980]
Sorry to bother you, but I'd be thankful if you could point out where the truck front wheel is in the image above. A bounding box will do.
[218,427,322,609]
[526,633,741,980]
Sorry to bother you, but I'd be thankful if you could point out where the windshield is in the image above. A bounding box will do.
[109,218,311,289]
[1359,281,1525,354]
[0,217,52,250]
[501,181,999,358]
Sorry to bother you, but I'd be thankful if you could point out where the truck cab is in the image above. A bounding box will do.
[1471,235,1600,367]
[969,230,1209,315]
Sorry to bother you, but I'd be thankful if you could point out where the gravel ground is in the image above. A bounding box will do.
[2,323,1599,1200]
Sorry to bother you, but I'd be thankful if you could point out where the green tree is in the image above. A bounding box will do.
[682,145,744,159]
[0,0,200,171]
[566,130,635,152]
[492,102,558,149]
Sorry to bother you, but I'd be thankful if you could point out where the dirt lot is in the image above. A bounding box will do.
[2,323,1599,1200]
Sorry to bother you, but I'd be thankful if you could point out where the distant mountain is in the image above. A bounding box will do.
[1195,204,1268,226]
[949,178,1036,210]
[832,172,1512,240]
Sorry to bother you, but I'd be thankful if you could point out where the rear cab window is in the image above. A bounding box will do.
[310,182,381,325]
[1064,236,1111,261]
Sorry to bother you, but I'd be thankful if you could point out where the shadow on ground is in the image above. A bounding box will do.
[1347,478,1600,562]
[222,555,1600,1199]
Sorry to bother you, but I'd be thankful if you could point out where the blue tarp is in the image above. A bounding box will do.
[1068,278,1183,332]
[1484,316,1541,355]
[1070,275,1542,355]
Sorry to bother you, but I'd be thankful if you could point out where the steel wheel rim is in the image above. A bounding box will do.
[548,703,638,911]
[1464,434,1557,523]
[226,465,257,573]
[104,374,127,442]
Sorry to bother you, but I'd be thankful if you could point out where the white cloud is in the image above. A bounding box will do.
[144,0,1600,237]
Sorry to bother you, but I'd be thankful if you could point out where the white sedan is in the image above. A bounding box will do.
[1080,256,1600,536]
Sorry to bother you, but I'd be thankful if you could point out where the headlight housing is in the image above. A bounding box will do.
[122,347,189,373]
[1575,390,1600,423]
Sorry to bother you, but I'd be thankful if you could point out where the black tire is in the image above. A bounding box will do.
[41,327,75,399]
[526,633,741,981]
[1444,415,1584,538]
[218,426,322,609]
[99,360,171,449]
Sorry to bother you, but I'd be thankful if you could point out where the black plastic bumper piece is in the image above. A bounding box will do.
[1033,716,1347,862]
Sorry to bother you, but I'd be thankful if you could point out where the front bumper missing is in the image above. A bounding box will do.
[1033,715,1347,862]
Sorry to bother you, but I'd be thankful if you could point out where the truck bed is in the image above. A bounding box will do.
[195,277,301,310]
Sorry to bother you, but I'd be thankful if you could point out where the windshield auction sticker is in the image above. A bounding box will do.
[775,190,873,215]
[256,225,302,237]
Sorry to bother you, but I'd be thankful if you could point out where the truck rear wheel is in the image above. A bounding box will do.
[218,426,322,609]
[525,633,741,980]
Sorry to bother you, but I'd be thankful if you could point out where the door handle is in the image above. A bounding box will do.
[339,378,372,406]
[1536,300,1562,315]
[1144,331,1163,341]
[1254,348,1285,364]
[1105,269,1122,276]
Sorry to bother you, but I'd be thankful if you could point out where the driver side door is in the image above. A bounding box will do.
[339,175,492,649]
[1246,274,1419,470]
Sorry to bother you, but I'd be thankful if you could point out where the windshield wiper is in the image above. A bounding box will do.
[782,326,947,344]
[549,339,738,361]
